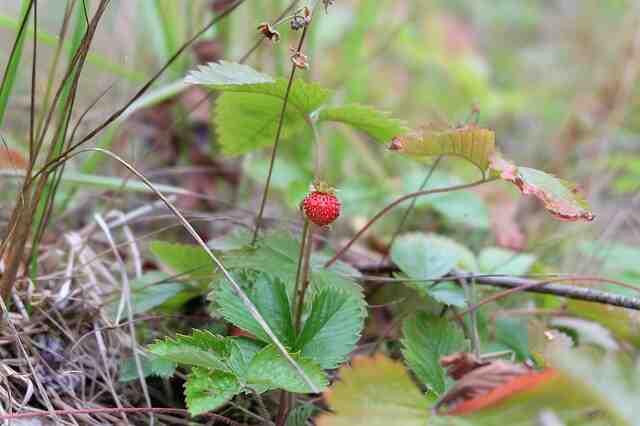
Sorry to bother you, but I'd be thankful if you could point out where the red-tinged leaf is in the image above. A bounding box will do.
[446,369,558,415]
[317,354,430,426]
[389,124,496,174]
[489,152,594,222]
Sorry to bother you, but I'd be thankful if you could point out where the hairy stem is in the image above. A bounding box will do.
[294,225,315,331]
[460,276,481,358]
[324,178,497,268]
[292,219,310,315]
[252,25,310,244]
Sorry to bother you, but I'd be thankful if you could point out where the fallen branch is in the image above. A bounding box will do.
[356,263,640,311]
[468,274,640,312]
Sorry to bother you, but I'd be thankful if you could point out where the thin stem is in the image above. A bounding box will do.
[294,225,314,331]
[324,177,497,268]
[460,276,480,358]
[252,25,310,245]
[378,156,442,265]
[292,219,310,314]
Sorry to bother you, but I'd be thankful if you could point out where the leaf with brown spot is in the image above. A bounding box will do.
[489,152,594,222]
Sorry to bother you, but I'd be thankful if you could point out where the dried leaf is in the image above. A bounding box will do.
[389,124,496,173]
[435,352,557,416]
[489,152,594,222]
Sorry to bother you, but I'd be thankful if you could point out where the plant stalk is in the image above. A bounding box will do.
[251,24,310,245]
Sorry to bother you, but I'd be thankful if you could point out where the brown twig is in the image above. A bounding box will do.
[459,275,640,316]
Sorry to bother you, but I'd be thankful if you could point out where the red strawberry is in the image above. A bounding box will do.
[302,182,341,226]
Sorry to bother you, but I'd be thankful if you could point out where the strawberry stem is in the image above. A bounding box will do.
[294,224,315,332]
[252,24,310,245]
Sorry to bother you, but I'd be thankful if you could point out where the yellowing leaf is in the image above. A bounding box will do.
[389,124,496,173]
[489,153,594,222]
[316,354,430,426]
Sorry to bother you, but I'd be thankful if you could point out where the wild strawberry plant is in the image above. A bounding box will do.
[146,53,603,422]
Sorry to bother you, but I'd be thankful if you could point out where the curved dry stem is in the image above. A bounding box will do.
[52,147,320,393]
[323,178,497,268]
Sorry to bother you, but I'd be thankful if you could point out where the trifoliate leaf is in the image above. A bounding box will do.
[219,230,363,298]
[389,124,496,174]
[401,312,466,395]
[213,273,295,346]
[149,241,216,287]
[148,330,232,372]
[296,287,365,369]
[247,345,328,393]
[318,103,408,143]
[187,62,331,155]
[185,368,242,415]
[316,354,430,426]
[214,78,331,155]
[489,153,594,222]
[185,60,274,87]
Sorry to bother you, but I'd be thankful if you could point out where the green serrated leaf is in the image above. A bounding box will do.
[148,330,232,372]
[214,274,295,346]
[401,312,465,395]
[318,103,408,143]
[150,241,216,287]
[213,76,331,155]
[185,368,242,415]
[185,60,274,87]
[220,230,363,298]
[227,337,264,381]
[296,287,365,369]
[247,345,328,393]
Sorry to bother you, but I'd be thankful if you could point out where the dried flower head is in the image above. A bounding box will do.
[290,7,312,31]
[257,22,280,43]
[290,49,310,69]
